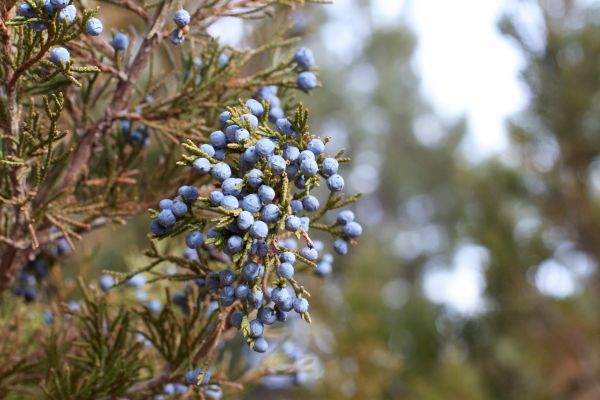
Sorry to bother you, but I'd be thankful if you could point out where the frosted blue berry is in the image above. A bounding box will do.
[343,221,362,238]
[99,275,114,291]
[258,307,277,325]
[222,177,243,196]
[173,9,190,27]
[226,235,243,253]
[158,209,176,227]
[169,28,185,45]
[186,231,204,249]
[245,99,264,117]
[249,319,264,338]
[234,128,249,143]
[246,169,263,188]
[256,138,275,157]
[307,138,325,155]
[283,146,300,162]
[300,246,318,261]
[253,337,269,353]
[185,368,202,385]
[242,262,263,281]
[241,193,261,213]
[293,298,309,313]
[258,185,275,203]
[220,286,235,305]
[271,287,291,306]
[250,220,268,239]
[178,185,199,202]
[260,204,280,223]
[322,157,339,177]
[268,155,286,175]
[171,201,188,217]
[85,17,103,36]
[277,263,294,279]
[150,219,168,236]
[214,148,225,160]
[49,47,70,66]
[287,163,299,179]
[300,216,310,231]
[221,195,239,210]
[280,251,296,264]
[243,146,259,164]
[333,238,348,255]
[300,158,318,177]
[337,210,354,225]
[293,47,314,71]
[298,150,315,162]
[235,284,250,299]
[50,0,69,9]
[193,157,211,174]
[275,118,295,136]
[219,111,231,128]
[211,162,231,182]
[209,191,223,206]
[18,2,35,17]
[210,130,226,147]
[302,195,319,212]
[297,71,318,91]
[268,107,284,123]
[111,33,128,51]
[285,215,301,231]
[326,174,345,192]
[316,260,332,276]
[256,85,277,98]
[200,143,215,157]
[57,5,76,22]
[219,53,229,66]
[237,211,254,231]
[230,310,244,328]
[225,124,239,142]
[291,200,303,214]
[127,274,145,288]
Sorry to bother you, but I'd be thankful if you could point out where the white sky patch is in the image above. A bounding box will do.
[407,0,527,159]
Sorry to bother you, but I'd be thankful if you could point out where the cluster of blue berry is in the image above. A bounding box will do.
[293,47,318,91]
[147,78,362,353]
[17,0,105,66]
[120,119,150,144]
[13,257,48,303]
[170,9,191,45]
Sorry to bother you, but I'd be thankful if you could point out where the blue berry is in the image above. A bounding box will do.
[111,33,128,51]
[343,221,362,238]
[150,219,168,236]
[277,263,294,279]
[235,284,250,299]
[147,299,161,313]
[258,307,277,325]
[241,194,261,213]
[226,235,243,253]
[18,2,35,17]
[213,148,226,160]
[246,169,263,188]
[211,162,231,182]
[285,215,301,231]
[242,262,263,280]
[158,209,176,227]
[99,275,114,291]
[85,17,103,36]
[57,5,76,22]
[280,251,296,265]
[298,150,315,162]
[23,286,37,302]
[210,130,226,147]
[30,21,47,32]
[253,337,269,353]
[127,274,145,288]
[193,157,211,174]
[243,146,259,164]
[271,286,291,306]
[159,199,173,210]
[220,286,235,305]
[322,157,339,176]
[275,118,295,136]
[297,71,318,91]
[230,310,244,328]
[256,85,277,98]
[250,220,268,239]
[260,204,280,223]
[185,368,202,385]
[326,174,345,192]
[293,298,309,313]
[178,185,199,202]
[245,99,264,117]
[283,146,300,162]
[249,319,264,338]
[300,216,310,231]
[307,138,325,155]
[200,143,215,157]
[256,138,275,157]
[268,155,286,175]
[337,210,354,225]
[333,239,348,255]
[173,9,190,27]
[209,190,224,205]
[219,111,231,128]
[169,28,185,45]
[222,177,243,196]
[293,47,315,71]
[219,53,229,66]
[120,120,131,135]
[300,158,318,176]
[276,310,287,322]
[300,246,318,261]
[221,195,239,210]
[258,185,275,203]
[237,211,254,231]
[225,125,240,142]
[291,200,303,214]
[323,253,334,263]
[186,231,204,249]
[49,47,70,66]
[171,201,188,217]
[268,107,284,123]
[302,195,319,212]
